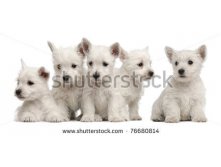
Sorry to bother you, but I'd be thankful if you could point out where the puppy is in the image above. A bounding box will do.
[48,41,85,120]
[110,47,154,121]
[151,45,207,123]
[15,60,68,122]
[80,38,121,122]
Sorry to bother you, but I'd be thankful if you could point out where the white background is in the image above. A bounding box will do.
[0,0,221,166]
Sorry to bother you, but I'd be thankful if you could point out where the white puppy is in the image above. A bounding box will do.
[151,45,207,123]
[15,60,68,122]
[80,38,121,122]
[48,41,85,120]
[110,47,154,121]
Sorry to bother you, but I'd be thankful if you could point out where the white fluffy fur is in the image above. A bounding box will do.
[48,41,85,120]
[80,38,121,122]
[15,60,68,122]
[151,45,207,123]
[110,47,154,121]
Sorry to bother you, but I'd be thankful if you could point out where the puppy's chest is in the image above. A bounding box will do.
[65,91,81,110]
[122,86,142,102]
[174,86,200,110]
[56,89,81,111]
[23,101,45,113]
[94,88,109,111]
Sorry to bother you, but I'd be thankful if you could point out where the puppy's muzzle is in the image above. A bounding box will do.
[63,75,71,82]
[178,69,185,77]
[93,72,100,80]
[148,71,154,77]
[15,89,22,96]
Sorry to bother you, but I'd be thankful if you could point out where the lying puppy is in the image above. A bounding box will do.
[15,60,68,122]
[48,41,85,120]
[151,45,207,123]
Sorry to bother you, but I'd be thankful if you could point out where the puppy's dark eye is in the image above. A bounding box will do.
[138,62,143,67]
[188,60,193,65]
[72,64,77,68]
[103,62,109,67]
[27,80,34,86]
[89,61,93,66]
[175,61,178,66]
[57,64,61,70]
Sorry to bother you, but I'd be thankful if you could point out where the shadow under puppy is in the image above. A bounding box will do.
[15,60,68,122]
[48,41,85,120]
[151,45,207,123]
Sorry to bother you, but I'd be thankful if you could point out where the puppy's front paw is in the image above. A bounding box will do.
[151,115,164,122]
[192,113,207,122]
[130,115,142,121]
[94,114,102,122]
[108,116,125,122]
[81,115,95,122]
[46,114,69,122]
[21,115,37,122]
[165,116,180,123]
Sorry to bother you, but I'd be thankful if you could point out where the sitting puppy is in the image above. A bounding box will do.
[48,41,85,120]
[15,60,68,122]
[80,38,121,122]
[110,47,154,121]
[151,45,207,123]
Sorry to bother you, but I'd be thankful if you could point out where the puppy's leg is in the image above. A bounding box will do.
[151,99,164,122]
[108,95,126,122]
[190,102,207,122]
[45,100,69,122]
[17,109,38,122]
[81,95,95,122]
[119,105,129,121]
[45,109,69,122]
[129,100,142,120]
[94,114,103,122]
[163,100,180,123]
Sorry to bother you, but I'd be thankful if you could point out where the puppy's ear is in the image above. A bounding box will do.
[38,67,50,80]
[119,47,128,61]
[47,41,57,52]
[197,45,207,61]
[21,59,27,69]
[77,43,85,58]
[81,38,91,54]
[110,42,120,57]
[165,46,175,62]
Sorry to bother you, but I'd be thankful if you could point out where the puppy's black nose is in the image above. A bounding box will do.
[148,71,154,77]
[93,72,100,80]
[15,89,22,96]
[63,75,70,82]
[178,69,185,75]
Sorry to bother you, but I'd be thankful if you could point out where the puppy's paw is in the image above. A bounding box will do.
[192,113,207,122]
[21,115,37,122]
[94,114,102,122]
[80,115,95,122]
[130,115,142,121]
[46,114,69,122]
[165,116,180,123]
[108,116,125,122]
[151,115,164,122]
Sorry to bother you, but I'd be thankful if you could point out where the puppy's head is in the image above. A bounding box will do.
[120,47,154,81]
[48,41,85,87]
[81,38,120,84]
[165,45,206,82]
[15,60,50,101]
